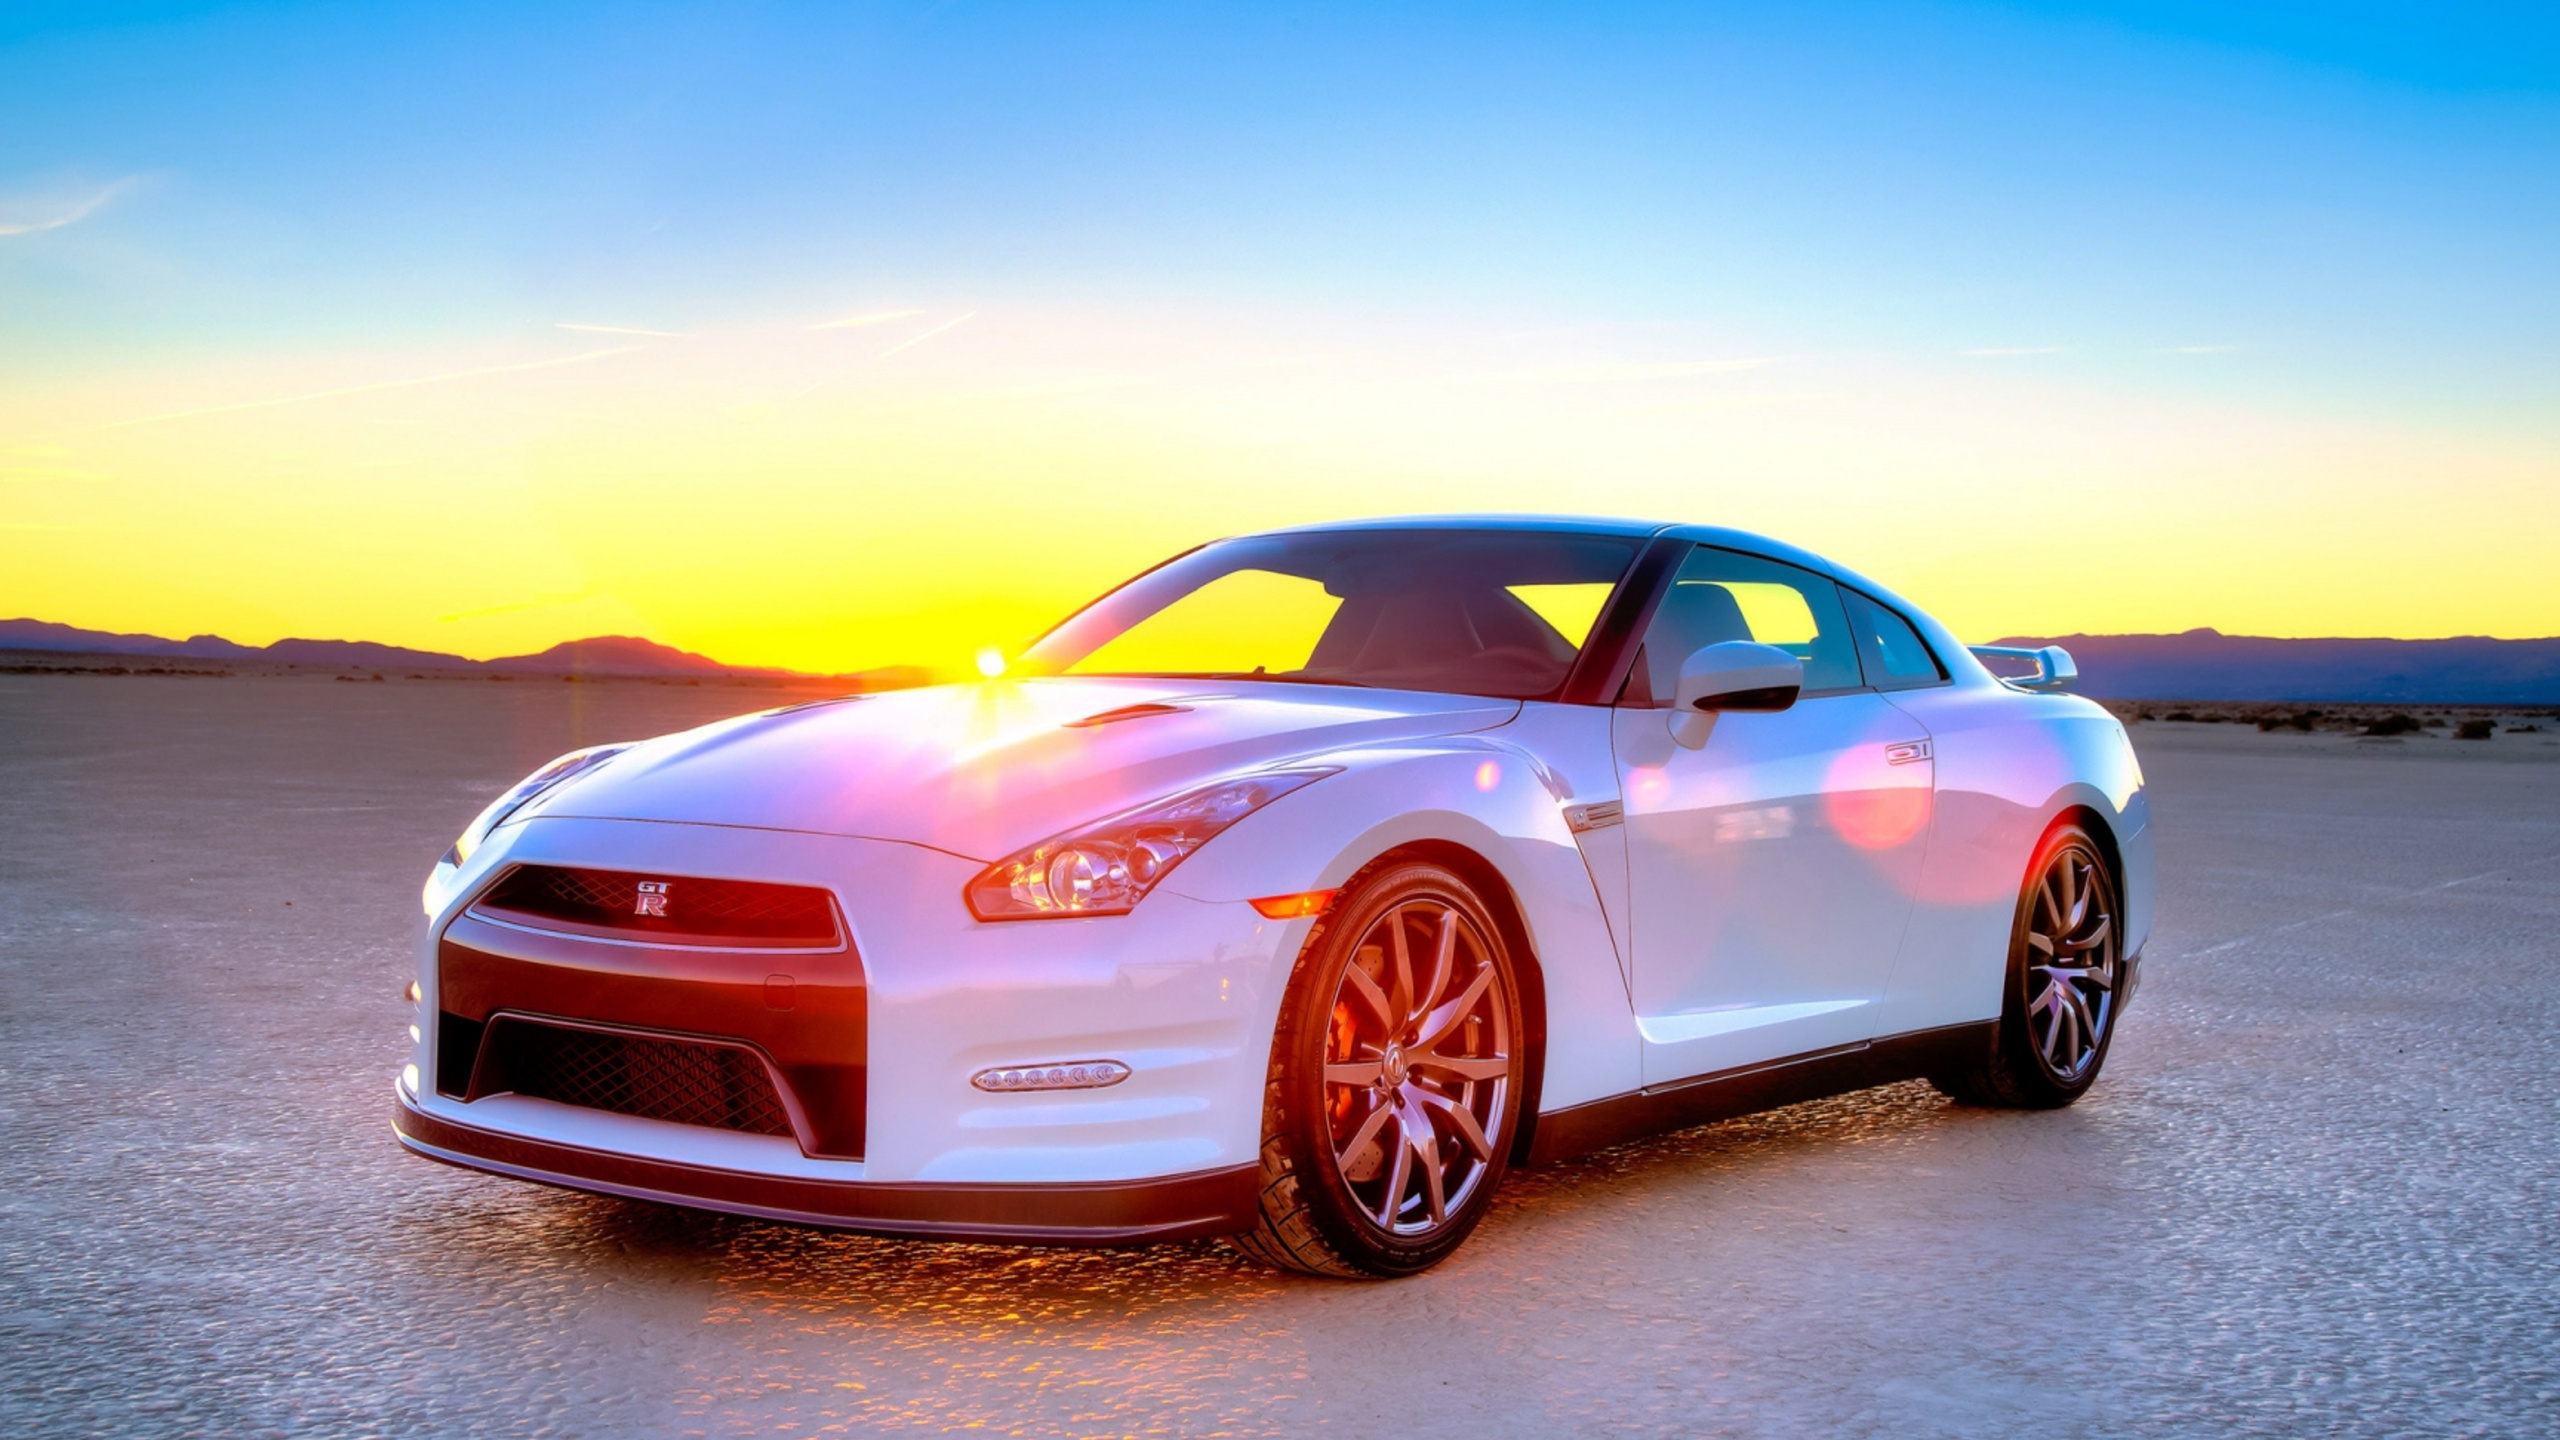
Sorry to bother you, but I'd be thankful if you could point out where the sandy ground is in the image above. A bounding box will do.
[3,676,2556,1438]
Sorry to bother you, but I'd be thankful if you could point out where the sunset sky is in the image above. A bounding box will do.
[5,2,2555,674]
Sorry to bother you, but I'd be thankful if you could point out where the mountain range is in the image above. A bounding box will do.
[1995,629,2560,704]
[8,617,2557,702]
[0,618,780,678]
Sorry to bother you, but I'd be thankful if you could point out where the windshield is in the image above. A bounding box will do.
[1021,529,1645,700]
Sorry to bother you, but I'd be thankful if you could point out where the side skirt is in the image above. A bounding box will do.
[1523,1021,1996,1168]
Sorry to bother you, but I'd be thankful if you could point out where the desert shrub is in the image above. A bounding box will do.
[2256,715,2283,731]
[2365,713,2422,736]
[2509,724,2544,733]
[2422,716,2447,728]
[2166,710,2197,723]
[2290,710,2323,730]
[2455,719,2495,740]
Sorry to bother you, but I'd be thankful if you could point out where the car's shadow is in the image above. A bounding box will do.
[410,1079,2001,1321]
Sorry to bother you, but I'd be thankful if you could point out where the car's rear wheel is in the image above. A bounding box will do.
[1933,820,2124,1108]
[1229,860,1524,1278]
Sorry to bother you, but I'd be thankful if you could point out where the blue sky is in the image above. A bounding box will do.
[10,3,2554,380]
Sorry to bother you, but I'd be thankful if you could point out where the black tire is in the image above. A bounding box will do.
[1932,821,2125,1109]
[1228,859,1526,1278]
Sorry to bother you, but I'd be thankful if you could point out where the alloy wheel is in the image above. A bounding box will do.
[2025,842,2119,1082]
[1320,897,1513,1236]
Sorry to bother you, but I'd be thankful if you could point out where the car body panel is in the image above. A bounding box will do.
[532,678,1520,860]
[1611,691,1935,1083]
[1875,684,2150,1038]
[1159,725,1643,1112]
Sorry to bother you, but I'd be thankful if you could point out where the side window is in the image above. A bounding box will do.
[1621,546,1862,706]
[1841,589,1948,690]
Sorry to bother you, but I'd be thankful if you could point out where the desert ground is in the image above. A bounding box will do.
[3,673,2555,1438]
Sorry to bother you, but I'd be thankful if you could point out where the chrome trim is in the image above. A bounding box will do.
[1564,800,1625,833]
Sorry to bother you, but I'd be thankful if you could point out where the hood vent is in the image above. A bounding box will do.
[1063,702,1192,728]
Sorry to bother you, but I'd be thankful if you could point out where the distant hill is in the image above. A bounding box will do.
[0,618,265,660]
[1,618,777,678]
[21,614,2547,703]
[1998,629,2560,704]
[487,636,754,676]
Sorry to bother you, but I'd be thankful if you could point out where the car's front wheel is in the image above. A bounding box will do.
[1229,860,1525,1278]
[1933,820,2125,1108]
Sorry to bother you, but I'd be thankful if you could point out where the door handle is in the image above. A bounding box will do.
[1884,739,1932,765]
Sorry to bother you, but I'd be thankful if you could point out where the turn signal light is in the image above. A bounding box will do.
[1250,889,1339,919]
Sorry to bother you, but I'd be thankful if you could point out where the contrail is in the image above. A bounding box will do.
[879,311,976,358]
[0,178,138,237]
[811,308,925,331]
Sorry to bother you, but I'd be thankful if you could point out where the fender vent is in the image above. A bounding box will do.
[471,864,841,948]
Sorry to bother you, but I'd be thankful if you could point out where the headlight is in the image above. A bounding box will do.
[966,768,1339,920]
[446,744,632,867]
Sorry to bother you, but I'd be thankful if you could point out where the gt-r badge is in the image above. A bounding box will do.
[634,880,671,917]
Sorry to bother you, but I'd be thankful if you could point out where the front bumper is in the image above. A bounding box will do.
[394,1092,1258,1243]
[406,817,1304,1217]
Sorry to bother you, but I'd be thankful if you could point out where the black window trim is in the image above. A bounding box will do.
[1559,536,1689,705]
[1840,585,1952,692]
[1584,539,1883,709]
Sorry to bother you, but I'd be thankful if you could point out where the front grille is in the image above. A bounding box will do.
[471,1015,795,1138]
[471,864,840,948]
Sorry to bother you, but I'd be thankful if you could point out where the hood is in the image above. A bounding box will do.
[526,677,1519,860]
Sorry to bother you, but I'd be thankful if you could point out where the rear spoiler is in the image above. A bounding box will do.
[1968,644,2078,692]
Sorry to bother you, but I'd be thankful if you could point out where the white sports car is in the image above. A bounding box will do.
[397,516,2150,1277]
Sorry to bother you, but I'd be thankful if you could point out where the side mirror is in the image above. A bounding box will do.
[1670,641,1803,748]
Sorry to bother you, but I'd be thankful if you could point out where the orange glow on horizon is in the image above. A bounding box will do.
[7,302,2554,674]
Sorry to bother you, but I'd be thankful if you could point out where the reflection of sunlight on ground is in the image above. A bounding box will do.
[414,1082,1964,1435]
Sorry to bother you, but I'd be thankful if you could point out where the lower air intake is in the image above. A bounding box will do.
[475,1017,795,1139]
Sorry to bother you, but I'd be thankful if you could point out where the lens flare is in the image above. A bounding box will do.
[975,647,1007,678]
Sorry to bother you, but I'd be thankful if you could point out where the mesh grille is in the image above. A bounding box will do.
[481,1018,794,1137]
[473,864,839,947]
